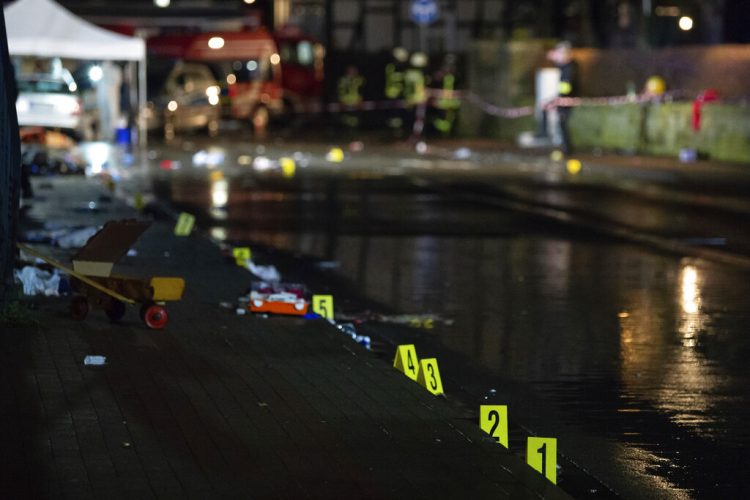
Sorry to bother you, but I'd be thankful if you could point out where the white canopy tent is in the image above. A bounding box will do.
[4,0,148,144]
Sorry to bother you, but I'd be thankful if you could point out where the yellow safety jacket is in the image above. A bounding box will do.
[385,63,405,99]
[404,68,426,106]
[338,75,364,106]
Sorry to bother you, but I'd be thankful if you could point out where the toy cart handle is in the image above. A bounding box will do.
[17,242,137,305]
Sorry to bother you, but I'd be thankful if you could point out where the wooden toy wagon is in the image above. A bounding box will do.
[20,220,185,329]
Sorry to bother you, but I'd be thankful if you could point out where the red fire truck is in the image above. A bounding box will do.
[147,27,324,133]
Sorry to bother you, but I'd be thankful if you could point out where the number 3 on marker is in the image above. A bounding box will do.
[312,295,334,320]
[416,358,443,395]
[479,405,508,448]
[527,437,557,484]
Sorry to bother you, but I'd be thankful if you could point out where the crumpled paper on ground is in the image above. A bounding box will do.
[14,266,61,296]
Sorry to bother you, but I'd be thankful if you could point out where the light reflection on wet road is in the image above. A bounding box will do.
[142,143,750,499]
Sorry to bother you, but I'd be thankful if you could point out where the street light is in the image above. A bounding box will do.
[678,16,694,31]
[154,0,170,7]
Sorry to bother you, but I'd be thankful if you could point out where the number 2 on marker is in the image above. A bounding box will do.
[479,405,508,448]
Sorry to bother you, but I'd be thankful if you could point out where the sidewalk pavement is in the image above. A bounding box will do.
[2,175,570,499]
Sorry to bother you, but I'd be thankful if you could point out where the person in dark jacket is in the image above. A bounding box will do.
[547,41,577,154]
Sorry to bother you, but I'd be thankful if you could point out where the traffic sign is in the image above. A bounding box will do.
[410,0,439,25]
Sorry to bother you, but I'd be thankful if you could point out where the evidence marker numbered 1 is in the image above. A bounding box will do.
[416,358,444,396]
[479,405,508,448]
[393,344,419,381]
[233,247,252,266]
[527,437,557,484]
[312,294,334,320]
[174,212,195,236]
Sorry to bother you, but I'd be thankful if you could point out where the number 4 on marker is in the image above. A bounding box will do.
[480,405,508,448]
[393,344,419,381]
[527,437,557,484]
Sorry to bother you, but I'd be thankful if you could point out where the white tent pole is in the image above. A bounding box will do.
[138,52,147,147]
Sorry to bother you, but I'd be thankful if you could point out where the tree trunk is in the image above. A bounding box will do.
[0,10,21,307]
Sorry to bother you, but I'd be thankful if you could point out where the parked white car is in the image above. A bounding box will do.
[15,74,84,137]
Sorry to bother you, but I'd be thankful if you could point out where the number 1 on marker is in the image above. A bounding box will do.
[527,437,557,484]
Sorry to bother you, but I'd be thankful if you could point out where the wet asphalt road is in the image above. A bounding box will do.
[110,135,750,499]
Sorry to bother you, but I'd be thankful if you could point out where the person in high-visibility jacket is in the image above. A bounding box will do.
[404,52,428,135]
[547,41,577,154]
[385,47,409,134]
[430,55,460,135]
[337,65,364,128]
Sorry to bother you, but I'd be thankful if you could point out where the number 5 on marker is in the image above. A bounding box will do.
[393,344,419,381]
[416,358,444,395]
[527,437,557,484]
[480,405,508,448]
[312,295,334,320]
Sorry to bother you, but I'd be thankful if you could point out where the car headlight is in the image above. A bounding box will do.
[16,98,29,113]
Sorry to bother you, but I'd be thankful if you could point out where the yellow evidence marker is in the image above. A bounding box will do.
[326,147,344,163]
[566,158,582,175]
[393,344,419,381]
[233,247,252,266]
[312,294,334,320]
[280,157,296,178]
[479,405,508,448]
[174,212,195,236]
[416,358,444,395]
[527,437,557,484]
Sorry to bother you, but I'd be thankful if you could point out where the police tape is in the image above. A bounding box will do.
[313,89,685,118]
[464,89,687,118]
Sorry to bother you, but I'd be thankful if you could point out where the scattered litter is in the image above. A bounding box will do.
[679,148,697,163]
[219,301,234,310]
[257,402,268,407]
[83,355,107,366]
[73,202,104,214]
[235,308,247,316]
[14,266,61,296]
[192,149,225,167]
[252,156,275,171]
[245,261,281,282]
[452,147,472,159]
[159,159,182,171]
[315,260,340,270]
[56,226,98,249]
[356,335,372,350]
[336,312,453,328]
[121,441,131,448]
[415,141,428,154]
[126,249,138,257]
[349,141,364,152]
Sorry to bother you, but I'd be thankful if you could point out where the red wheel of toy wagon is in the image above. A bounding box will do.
[142,304,168,329]
[70,296,89,320]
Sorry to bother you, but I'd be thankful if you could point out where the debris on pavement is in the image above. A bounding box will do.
[14,266,61,296]
[83,355,107,366]
[56,226,99,248]
[243,260,282,282]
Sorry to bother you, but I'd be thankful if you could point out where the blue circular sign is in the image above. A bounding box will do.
[410,0,439,25]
